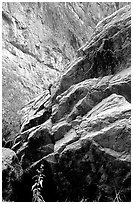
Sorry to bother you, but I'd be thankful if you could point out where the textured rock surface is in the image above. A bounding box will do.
[12,118,54,169]
[54,92,131,155]
[20,90,52,132]
[2,3,131,202]
[57,137,130,201]
[52,67,131,123]
[53,5,131,97]
[2,2,129,140]
[2,148,23,201]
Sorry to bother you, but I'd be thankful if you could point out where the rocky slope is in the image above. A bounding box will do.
[2,148,23,201]
[2,2,129,141]
[2,3,131,202]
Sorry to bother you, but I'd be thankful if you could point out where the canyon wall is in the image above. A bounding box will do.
[2,2,129,140]
[2,2,131,202]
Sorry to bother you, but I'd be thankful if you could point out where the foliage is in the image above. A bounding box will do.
[31,164,46,202]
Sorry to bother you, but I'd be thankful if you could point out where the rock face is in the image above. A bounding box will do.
[3,3,131,202]
[2,2,129,141]
[2,148,23,201]
[55,93,130,201]
[53,5,131,97]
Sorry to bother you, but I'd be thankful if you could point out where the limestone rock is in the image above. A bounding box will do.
[52,121,72,141]
[2,2,129,140]
[20,91,52,132]
[55,128,79,154]
[2,148,23,201]
[52,67,130,123]
[58,138,130,201]
[17,122,54,169]
[56,94,130,201]
[56,93,130,157]
[2,4,131,202]
[53,5,131,98]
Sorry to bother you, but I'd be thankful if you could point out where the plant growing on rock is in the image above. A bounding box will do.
[31,164,46,202]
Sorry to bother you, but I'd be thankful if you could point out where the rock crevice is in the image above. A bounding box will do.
[2,3,131,202]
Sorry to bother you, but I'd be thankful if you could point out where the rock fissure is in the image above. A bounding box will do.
[2,3,131,202]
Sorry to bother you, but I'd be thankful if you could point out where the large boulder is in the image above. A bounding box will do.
[57,93,130,154]
[57,137,130,201]
[2,148,23,201]
[55,94,130,201]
